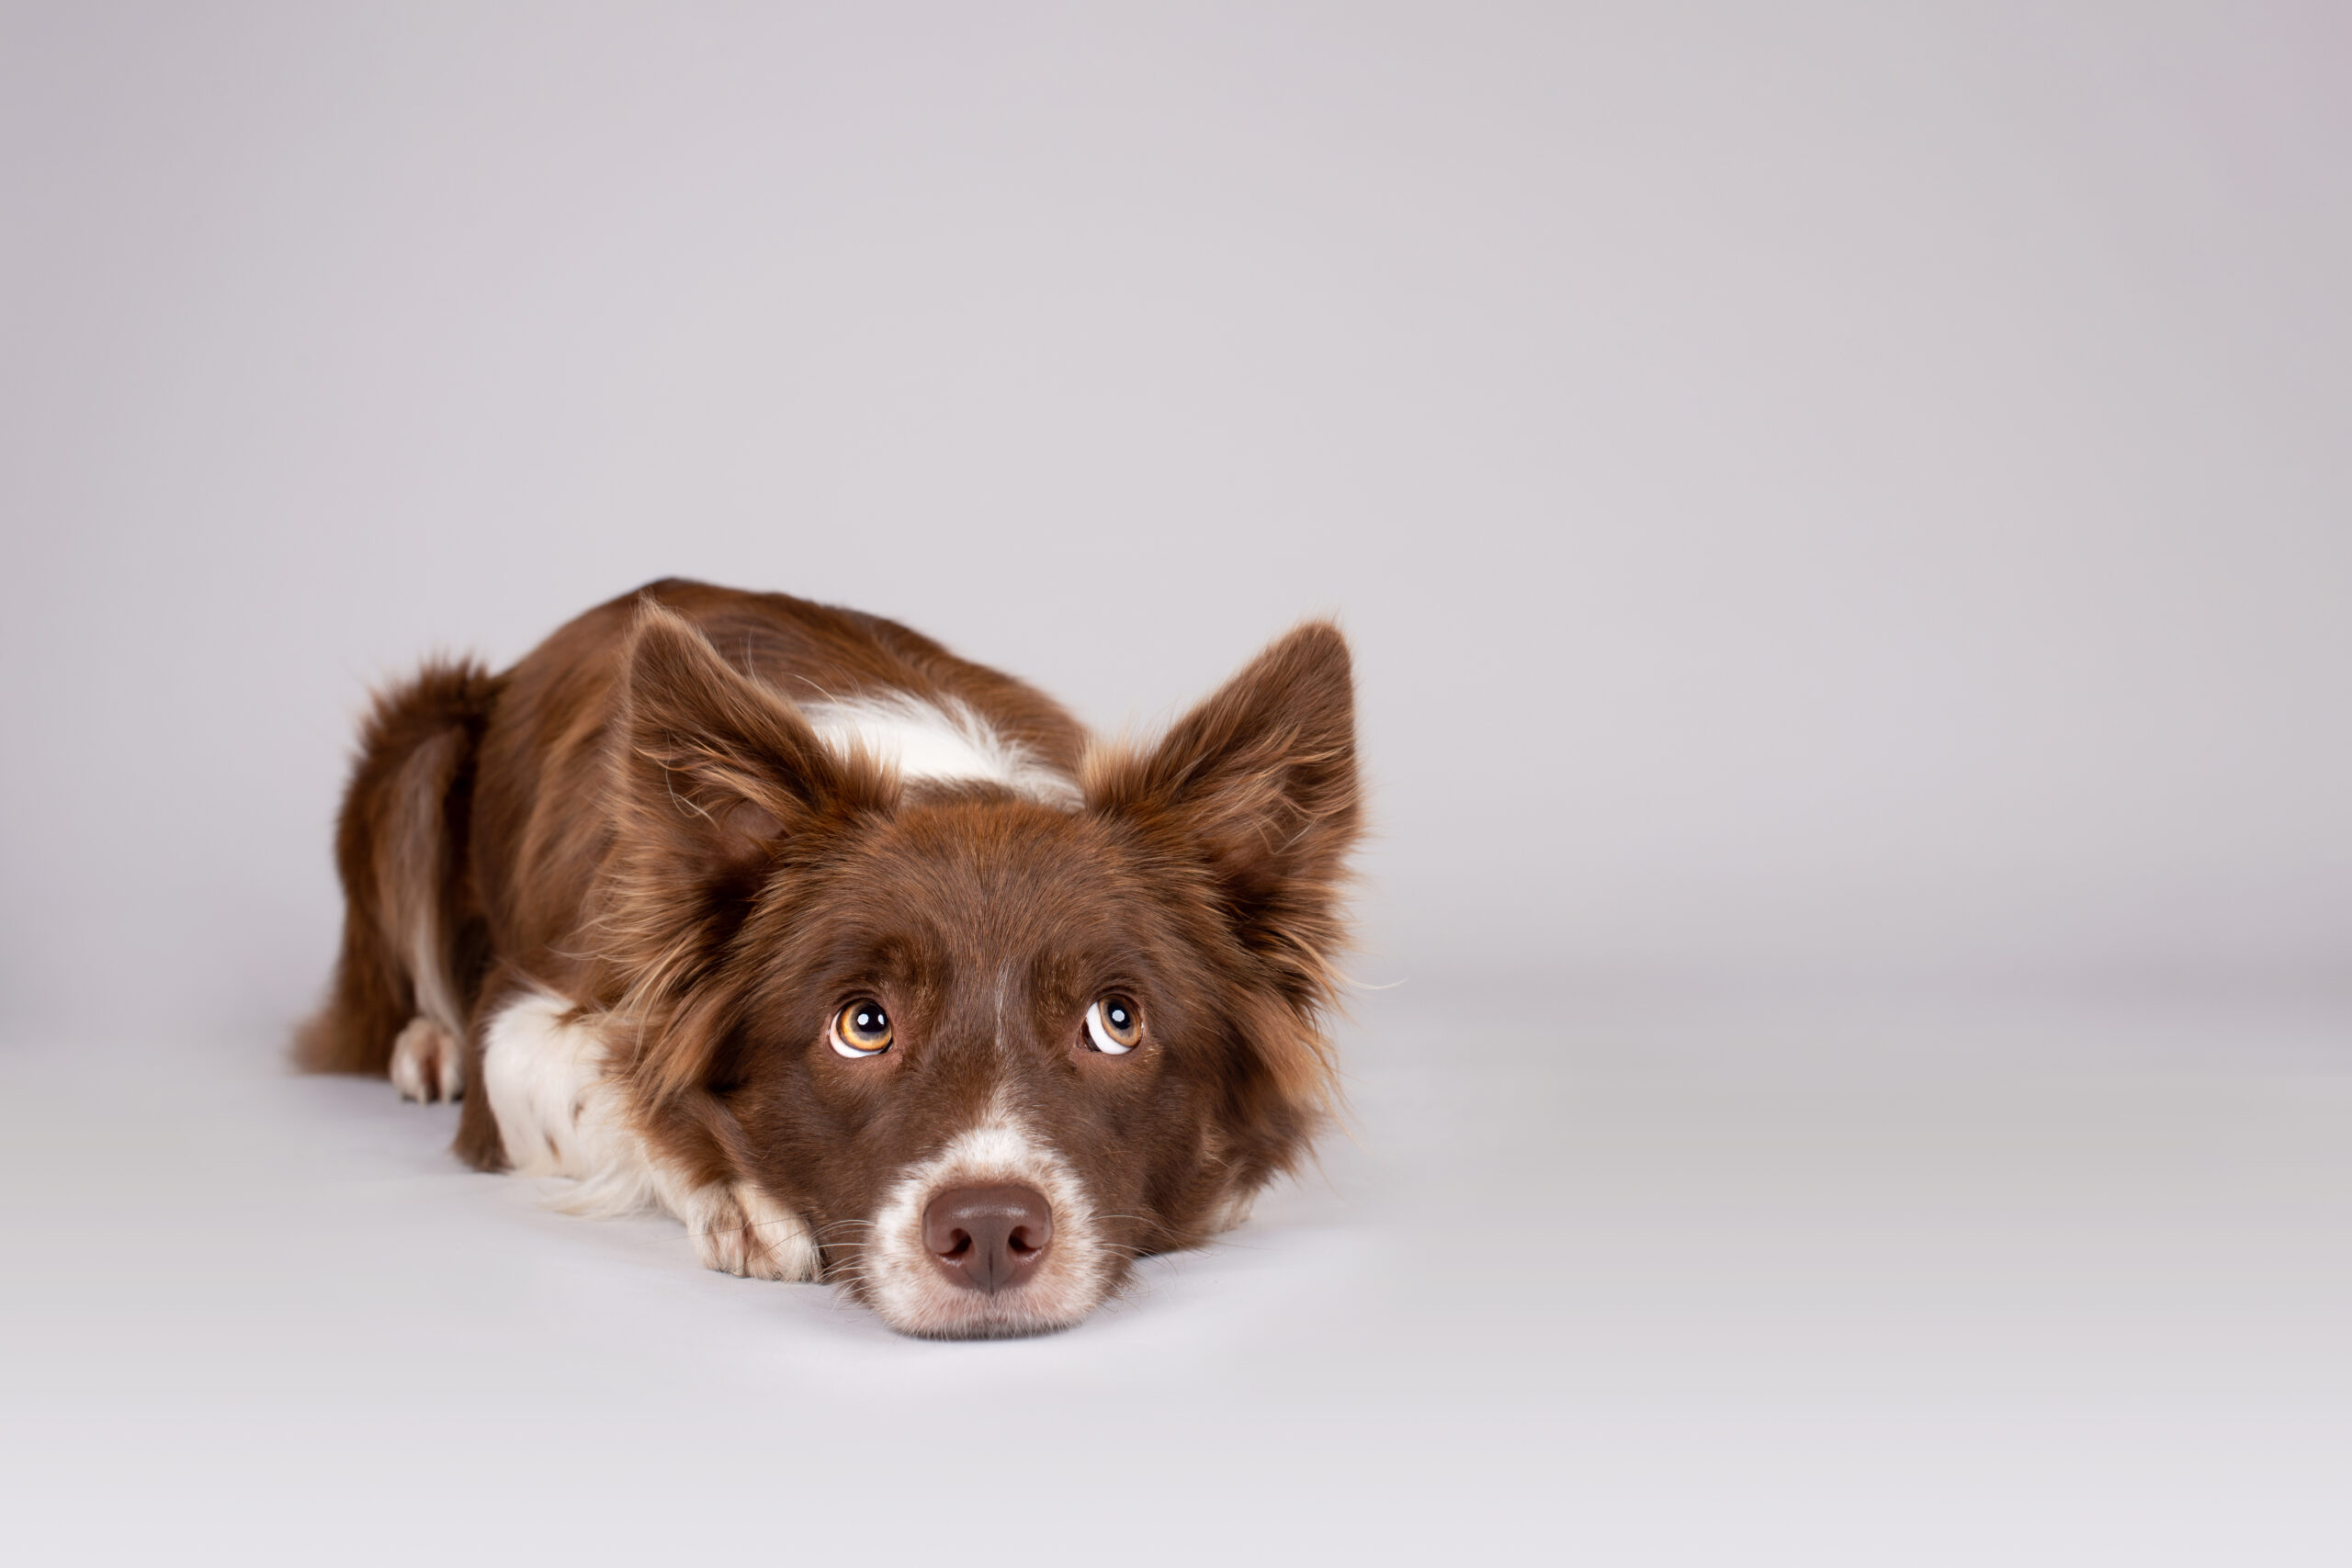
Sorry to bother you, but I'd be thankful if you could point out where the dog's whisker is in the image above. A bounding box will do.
[315,582,1357,1337]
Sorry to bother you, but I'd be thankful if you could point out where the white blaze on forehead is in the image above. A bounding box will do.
[799,693,1079,806]
[861,1094,1114,1338]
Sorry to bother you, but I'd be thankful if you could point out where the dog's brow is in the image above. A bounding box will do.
[992,961,1012,1056]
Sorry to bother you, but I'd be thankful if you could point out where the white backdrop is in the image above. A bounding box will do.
[3,1,2346,1034]
[6,11,2350,1562]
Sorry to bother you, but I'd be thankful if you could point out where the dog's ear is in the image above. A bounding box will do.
[604,603,887,1098]
[1090,621,1362,1020]
[614,602,874,886]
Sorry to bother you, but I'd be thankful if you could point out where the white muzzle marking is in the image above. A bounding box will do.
[859,1107,1113,1337]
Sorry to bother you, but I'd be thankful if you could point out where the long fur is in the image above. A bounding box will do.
[297,659,499,1076]
[300,580,1361,1337]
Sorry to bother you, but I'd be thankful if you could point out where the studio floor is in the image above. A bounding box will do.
[5,987,2346,1565]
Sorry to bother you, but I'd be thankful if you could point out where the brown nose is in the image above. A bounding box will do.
[922,1185,1053,1293]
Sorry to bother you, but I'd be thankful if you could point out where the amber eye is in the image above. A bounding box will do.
[831,999,893,1058]
[1084,997,1142,1055]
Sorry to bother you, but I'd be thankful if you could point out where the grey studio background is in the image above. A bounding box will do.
[2,4,2346,1564]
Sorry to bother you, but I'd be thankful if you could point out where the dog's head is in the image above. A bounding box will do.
[594,605,1360,1337]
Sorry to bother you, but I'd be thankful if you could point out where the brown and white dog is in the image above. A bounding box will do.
[299,580,1360,1337]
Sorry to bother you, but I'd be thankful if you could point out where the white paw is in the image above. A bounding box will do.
[1208,1186,1257,1235]
[390,1017,464,1102]
[684,1182,820,1282]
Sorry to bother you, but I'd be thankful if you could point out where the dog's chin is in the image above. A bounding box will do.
[885,1296,1088,1340]
[857,1256,1121,1340]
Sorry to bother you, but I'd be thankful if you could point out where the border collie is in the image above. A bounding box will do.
[299,580,1361,1337]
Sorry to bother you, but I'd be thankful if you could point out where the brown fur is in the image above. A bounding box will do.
[297,659,500,1076]
[301,579,1361,1332]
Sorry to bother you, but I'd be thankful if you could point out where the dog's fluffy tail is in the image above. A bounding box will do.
[296,660,501,1076]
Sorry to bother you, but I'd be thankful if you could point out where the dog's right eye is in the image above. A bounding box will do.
[1084,998,1142,1055]
[831,1000,893,1058]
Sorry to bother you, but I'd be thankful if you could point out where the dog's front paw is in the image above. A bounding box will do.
[1208,1186,1257,1235]
[390,1017,464,1102]
[686,1182,819,1282]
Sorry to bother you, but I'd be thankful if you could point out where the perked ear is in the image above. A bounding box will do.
[1089,622,1363,1014]
[614,602,870,887]
[602,604,888,1099]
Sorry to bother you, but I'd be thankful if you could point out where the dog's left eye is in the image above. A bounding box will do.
[1084,998,1142,1055]
[831,1000,893,1058]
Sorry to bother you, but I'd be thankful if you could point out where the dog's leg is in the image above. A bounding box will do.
[667,1178,821,1283]
[478,987,819,1279]
[389,1016,464,1102]
[1207,1188,1258,1235]
[298,660,497,1080]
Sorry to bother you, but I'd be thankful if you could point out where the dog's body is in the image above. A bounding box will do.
[301,581,1360,1337]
